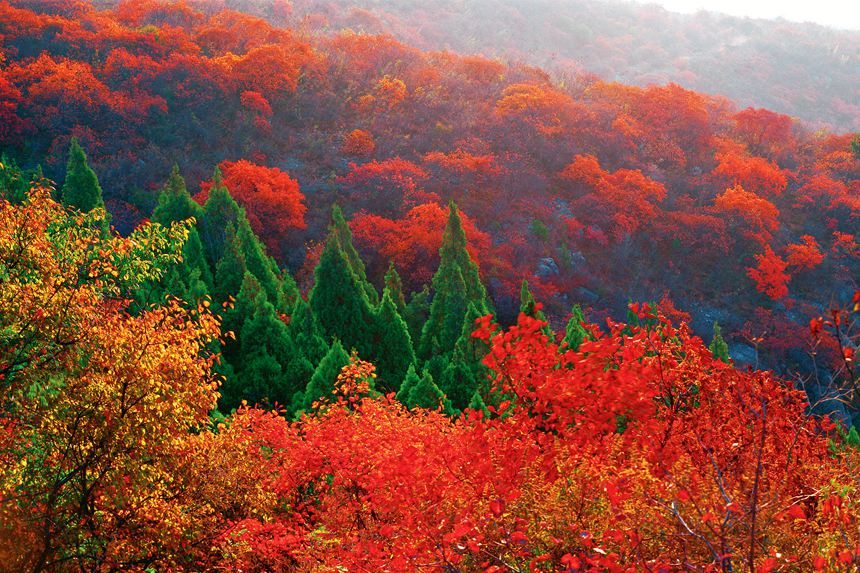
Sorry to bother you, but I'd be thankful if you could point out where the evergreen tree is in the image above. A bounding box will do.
[61,138,104,213]
[418,202,490,358]
[151,164,203,226]
[467,390,490,418]
[396,363,421,404]
[372,291,416,392]
[519,279,552,338]
[200,167,242,266]
[404,286,430,346]
[419,265,469,357]
[236,294,298,409]
[236,216,285,311]
[213,223,246,303]
[330,204,378,305]
[562,304,589,352]
[384,261,407,313]
[439,303,490,410]
[404,369,454,414]
[309,240,375,358]
[302,339,350,411]
[220,272,264,368]
[287,296,328,366]
[709,322,730,363]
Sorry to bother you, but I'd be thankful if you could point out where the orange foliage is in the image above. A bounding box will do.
[341,129,376,156]
[713,151,788,197]
[713,185,780,246]
[747,245,791,300]
[786,235,825,271]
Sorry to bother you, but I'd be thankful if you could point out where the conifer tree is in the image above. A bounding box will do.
[562,304,589,352]
[309,240,375,357]
[404,369,454,414]
[151,165,203,226]
[288,296,328,366]
[519,279,552,338]
[396,363,421,404]
[236,216,285,310]
[200,167,242,266]
[330,204,378,305]
[384,261,407,313]
[236,294,298,409]
[709,322,730,363]
[467,390,490,418]
[220,271,264,368]
[372,291,416,392]
[61,138,104,213]
[419,265,469,357]
[213,223,246,304]
[418,202,490,358]
[439,303,490,409]
[302,339,350,411]
[404,286,430,346]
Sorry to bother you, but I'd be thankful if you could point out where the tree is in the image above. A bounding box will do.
[0,176,221,572]
[199,160,306,259]
[562,304,589,352]
[309,239,376,358]
[302,339,350,411]
[850,134,860,160]
[401,368,453,414]
[519,279,552,338]
[151,164,203,226]
[213,223,246,303]
[372,291,416,392]
[287,296,328,366]
[199,168,242,267]
[418,202,489,358]
[60,138,104,213]
[384,261,407,313]
[330,204,378,305]
[747,245,790,300]
[709,322,730,363]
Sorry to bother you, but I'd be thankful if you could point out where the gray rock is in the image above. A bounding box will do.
[536,257,559,278]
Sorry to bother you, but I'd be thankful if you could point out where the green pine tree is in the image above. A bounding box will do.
[467,390,490,418]
[372,291,416,392]
[519,279,552,338]
[439,303,490,410]
[709,322,730,363]
[404,286,431,347]
[309,240,375,358]
[151,165,203,226]
[302,339,350,411]
[396,363,421,404]
[200,167,242,266]
[404,369,454,414]
[330,204,378,305]
[562,304,589,352]
[61,138,104,213]
[384,261,407,313]
[418,202,490,359]
[288,296,329,366]
[213,223,246,303]
[236,216,286,311]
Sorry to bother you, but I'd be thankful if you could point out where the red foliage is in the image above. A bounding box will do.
[199,160,306,257]
[351,202,491,288]
[747,245,791,300]
[713,151,788,197]
[786,235,825,271]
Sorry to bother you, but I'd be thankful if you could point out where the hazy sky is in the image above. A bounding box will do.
[629,0,860,31]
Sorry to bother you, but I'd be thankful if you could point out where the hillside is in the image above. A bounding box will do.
[275,0,860,131]
[2,1,860,571]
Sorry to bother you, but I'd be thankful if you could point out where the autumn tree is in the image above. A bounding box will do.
[0,175,221,573]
